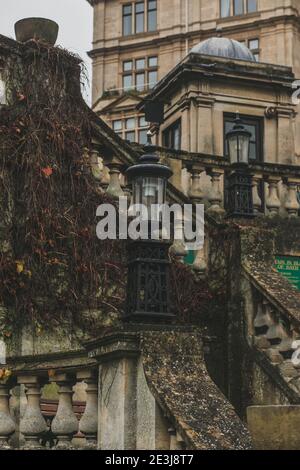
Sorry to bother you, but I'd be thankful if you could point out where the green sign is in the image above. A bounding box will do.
[275,256,300,291]
[184,250,196,265]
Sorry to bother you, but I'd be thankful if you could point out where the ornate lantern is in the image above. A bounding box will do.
[226,114,254,218]
[124,133,175,322]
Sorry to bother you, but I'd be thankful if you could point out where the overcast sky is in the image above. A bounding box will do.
[1,0,93,103]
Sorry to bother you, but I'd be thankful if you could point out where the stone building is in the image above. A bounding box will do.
[87,0,300,150]
[2,10,300,451]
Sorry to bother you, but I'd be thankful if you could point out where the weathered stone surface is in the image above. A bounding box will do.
[140,329,252,450]
[247,405,300,450]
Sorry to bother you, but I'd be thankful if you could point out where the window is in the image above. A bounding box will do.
[135,2,145,34]
[248,38,260,61]
[122,56,158,92]
[122,1,157,36]
[220,0,257,17]
[234,0,244,15]
[163,120,182,151]
[224,114,263,162]
[123,4,133,36]
[239,38,260,61]
[247,0,257,13]
[221,0,231,17]
[148,0,157,31]
[112,116,148,144]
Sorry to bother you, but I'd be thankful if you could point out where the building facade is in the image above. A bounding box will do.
[87,0,300,146]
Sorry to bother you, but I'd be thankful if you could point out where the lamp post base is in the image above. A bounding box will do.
[125,239,175,323]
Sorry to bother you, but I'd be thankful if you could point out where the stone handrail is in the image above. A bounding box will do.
[242,261,300,400]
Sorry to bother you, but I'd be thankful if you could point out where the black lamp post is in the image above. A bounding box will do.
[124,133,175,322]
[226,113,254,218]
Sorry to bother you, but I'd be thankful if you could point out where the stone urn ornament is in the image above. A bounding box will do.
[15,18,59,46]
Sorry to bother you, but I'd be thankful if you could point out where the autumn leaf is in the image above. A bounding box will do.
[16,260,24,274]
[41,167,53,177]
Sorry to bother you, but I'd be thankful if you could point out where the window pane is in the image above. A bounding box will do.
[139,116,147,127]
[123,4,132,15]
[220,0,230,18]
[126,118,135,129]
[135,2,144,13]
[123,60,133,71]
[148,70,158,88]
[253,53,259,62]
[125,131,135,142]
[174,126,181,150]
[249,39,259,50]
[148,0,157,31]
[234,0,244,15]
[139,129,148,145]
[123,5,132,36]
[135,2,145,33]
[136,58,145,70]
[247,0,257,13]
[148,11,157,31]
[148,56,158,67]
[113,120,122,131]
[136,72,145,91]
[123,74,133,90]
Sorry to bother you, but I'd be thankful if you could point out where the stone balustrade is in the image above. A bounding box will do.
[88,146,300,220]
[0,365,99,450]
[253,295,300,392]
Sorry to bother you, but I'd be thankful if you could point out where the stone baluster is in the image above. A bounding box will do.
[193,246,207,274]
[105,158,124,199]
[0,382,16,449]
[77,369,98,449]
[170,207,187,263]
[50,373,78,449]
[252,175,263,215]
[207,171,225,217]
[168,427,185,450]
[285,179,300,218]
[18,375,47,449]
[188,168,204,203]
[266,177,281,217]
[89,148,103,182]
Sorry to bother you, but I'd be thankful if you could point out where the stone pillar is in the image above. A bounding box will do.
[266,177,281,217]
[50,373,78,449]
[18,376,47,449]
[77,369,98,449]
[0,383,16,449]
[98,357,137,450]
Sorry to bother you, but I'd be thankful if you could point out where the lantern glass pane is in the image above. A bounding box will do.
[133,176,166,213]
[238,134,250,164]
[228,135,238,164]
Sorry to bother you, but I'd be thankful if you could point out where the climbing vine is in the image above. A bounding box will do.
[0,40,210,340]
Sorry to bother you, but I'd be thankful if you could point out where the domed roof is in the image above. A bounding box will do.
[190,37,255,62]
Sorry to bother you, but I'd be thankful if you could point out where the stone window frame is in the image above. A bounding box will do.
[122,56,158,92]
[122,0,157,37]
[220,0,258,18]
[239,37,260,62]
[162,119,182,151]
[112,115,148,144]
